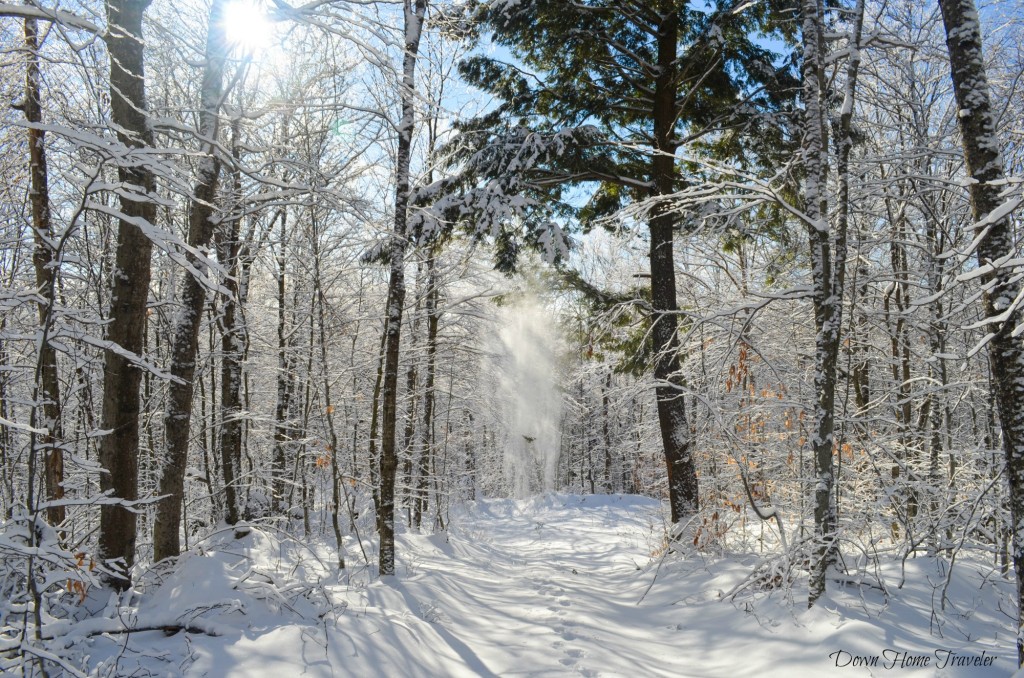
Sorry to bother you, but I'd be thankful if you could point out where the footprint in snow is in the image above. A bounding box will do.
[558,648,587,669]
[557,627,578,641]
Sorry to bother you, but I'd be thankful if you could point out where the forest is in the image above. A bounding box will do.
[1,0,1023,675]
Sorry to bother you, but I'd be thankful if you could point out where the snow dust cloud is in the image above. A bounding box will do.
[489,295,562,498]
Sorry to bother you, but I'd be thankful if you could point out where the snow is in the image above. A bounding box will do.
[49,495,1014,676]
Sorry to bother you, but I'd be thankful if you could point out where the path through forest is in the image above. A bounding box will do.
[90,494,1014,677]
[379,495,687,677]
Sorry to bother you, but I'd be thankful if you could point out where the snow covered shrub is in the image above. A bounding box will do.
[0,508,104,677]
[692,509,733,553]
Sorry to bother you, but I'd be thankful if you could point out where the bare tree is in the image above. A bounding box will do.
[378,0,428,577]
[216,119,249,526]
[153,0,231,563]
[937,0,1024,663]
[98,0,157,589]
[804,0,863,606]
[21,13,64,529]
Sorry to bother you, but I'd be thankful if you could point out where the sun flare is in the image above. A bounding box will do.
[223,0,274,54]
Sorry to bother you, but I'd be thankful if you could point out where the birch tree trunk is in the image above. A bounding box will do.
[379,0,427,576]
[937,0,1024,663]
[98,0,156,589]
[153,0,229,562]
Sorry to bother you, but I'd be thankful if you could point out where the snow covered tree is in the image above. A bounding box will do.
[98,0,158,589]
[937,0,1024,663]
[153,0,231,564]
[379,0,429,577]
[21,13,64,529]
[801,0,865,608]
[444,0,797,525]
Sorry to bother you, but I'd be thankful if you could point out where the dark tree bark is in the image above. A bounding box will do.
[153,0,229,562]
[23,15,64,528]
[217,227,244,526]
[98,0,156,589]
[938,0,1024,663]
[215,125,247,526]
[849,255,871,416]
[649,5,698,524]
[602,370,612,493]
[368,327,385,515]
[401,294,419,523]
[805,0,863,606]
[414,250,439,530]
[379,0,427,576]
[802,0,836,607]
[272,209,291,515]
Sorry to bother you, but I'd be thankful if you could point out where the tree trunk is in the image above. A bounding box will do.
[311,214,345,570]
[379,0,427,576]
[0,321,11,518]
[938,0,1024,663]
[414,250,439,530]
[803,0,833,607]
[98,0,156,590]
[850,266,871,414]
[153,0,229,562]
[218,237,243,525]
[805,0,862,606]
[273,210,291,514]
[602,370,612,493]
[215,127,246,526]
[368,327,386,515]
[23,15,64,528]
[649,7,698,525]
[401,287,419,523]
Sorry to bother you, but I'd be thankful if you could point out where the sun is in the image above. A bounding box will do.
[222,0,274,54]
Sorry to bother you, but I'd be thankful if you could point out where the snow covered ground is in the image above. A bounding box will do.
[82,495,1015,677]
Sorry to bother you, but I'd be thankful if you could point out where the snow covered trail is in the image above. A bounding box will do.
[87,494,1015,677]
[344,494,1014,677]
[390,494,680,677]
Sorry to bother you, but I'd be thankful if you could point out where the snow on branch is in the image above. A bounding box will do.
[0,4,102,36]
[409,124,606,268]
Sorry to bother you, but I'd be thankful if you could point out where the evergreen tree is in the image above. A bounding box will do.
[441,0,798,524]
